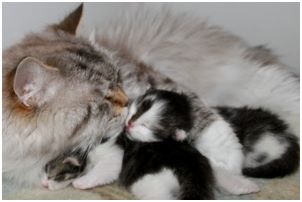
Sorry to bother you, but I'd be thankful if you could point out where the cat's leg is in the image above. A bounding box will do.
[72,140,123,189]
[194,118,260,195]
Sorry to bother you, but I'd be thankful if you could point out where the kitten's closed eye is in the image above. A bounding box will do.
[141,100,152,111]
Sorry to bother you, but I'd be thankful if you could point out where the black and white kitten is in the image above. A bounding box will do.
[116,132,214,199]
[124,89,194,142]
[116,89,214,199]
[42,89,215,199]
[216,106,299,178]
[42,91,299,194]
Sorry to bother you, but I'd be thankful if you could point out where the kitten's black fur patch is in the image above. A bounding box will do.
[116,132,215,200]
[216,106,300,178]
[116,89,214,199]
[132,89,194,139]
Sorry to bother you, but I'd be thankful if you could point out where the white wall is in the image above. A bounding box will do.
[3,2,299,74]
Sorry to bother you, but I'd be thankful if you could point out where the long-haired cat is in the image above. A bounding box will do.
[3,3,298,196]
[97,5,299,137]
[3,4,128,186]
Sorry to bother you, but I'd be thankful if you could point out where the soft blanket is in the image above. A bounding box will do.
[3,170,299,199]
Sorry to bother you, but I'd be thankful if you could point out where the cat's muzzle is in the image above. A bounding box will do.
[105,87,128,115]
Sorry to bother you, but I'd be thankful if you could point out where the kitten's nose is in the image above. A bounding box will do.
[126,121,134,130]
[42,180,49,188]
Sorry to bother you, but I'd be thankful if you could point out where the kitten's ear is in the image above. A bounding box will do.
[52,3,83,35]
[63,157,81,167]
[13,57,61,108]
[145,87,155,94]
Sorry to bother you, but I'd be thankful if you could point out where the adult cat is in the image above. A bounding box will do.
[3,4,298,195]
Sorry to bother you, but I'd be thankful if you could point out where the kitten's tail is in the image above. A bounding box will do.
[242,134,299,178]
[216,106,300,179]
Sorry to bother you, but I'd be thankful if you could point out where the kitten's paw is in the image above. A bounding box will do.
[219,175,260,195]
[72,177,99,190]
[215,168,260,195]
[229,179,260,195]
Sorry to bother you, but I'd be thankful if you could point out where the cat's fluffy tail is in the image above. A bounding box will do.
[96,4,299,136]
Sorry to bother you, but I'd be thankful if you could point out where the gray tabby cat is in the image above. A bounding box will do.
[3,3,298,196]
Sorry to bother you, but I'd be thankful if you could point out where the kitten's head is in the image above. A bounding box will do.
[42,150,86,190]
[3,4,128,153]
[125,89,192,142]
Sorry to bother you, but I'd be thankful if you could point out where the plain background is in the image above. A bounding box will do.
[2,2,299,74]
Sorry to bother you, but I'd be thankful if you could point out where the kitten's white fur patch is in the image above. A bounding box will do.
[214,167,260,195]
[195,119,243,173]
[244,132,288,168]
[130,168,180,200]
[72,139,123,189]
[194,118,259,194]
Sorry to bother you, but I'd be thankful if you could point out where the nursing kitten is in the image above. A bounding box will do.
[216,106,300,178]
[43,89,215,199]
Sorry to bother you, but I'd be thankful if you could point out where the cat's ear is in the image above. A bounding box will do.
[52,3,83,35]
[63,157,81,167]
[13,57,61,108]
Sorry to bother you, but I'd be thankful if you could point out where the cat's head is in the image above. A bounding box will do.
[124,89,191,142]
[3,4,128,153]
